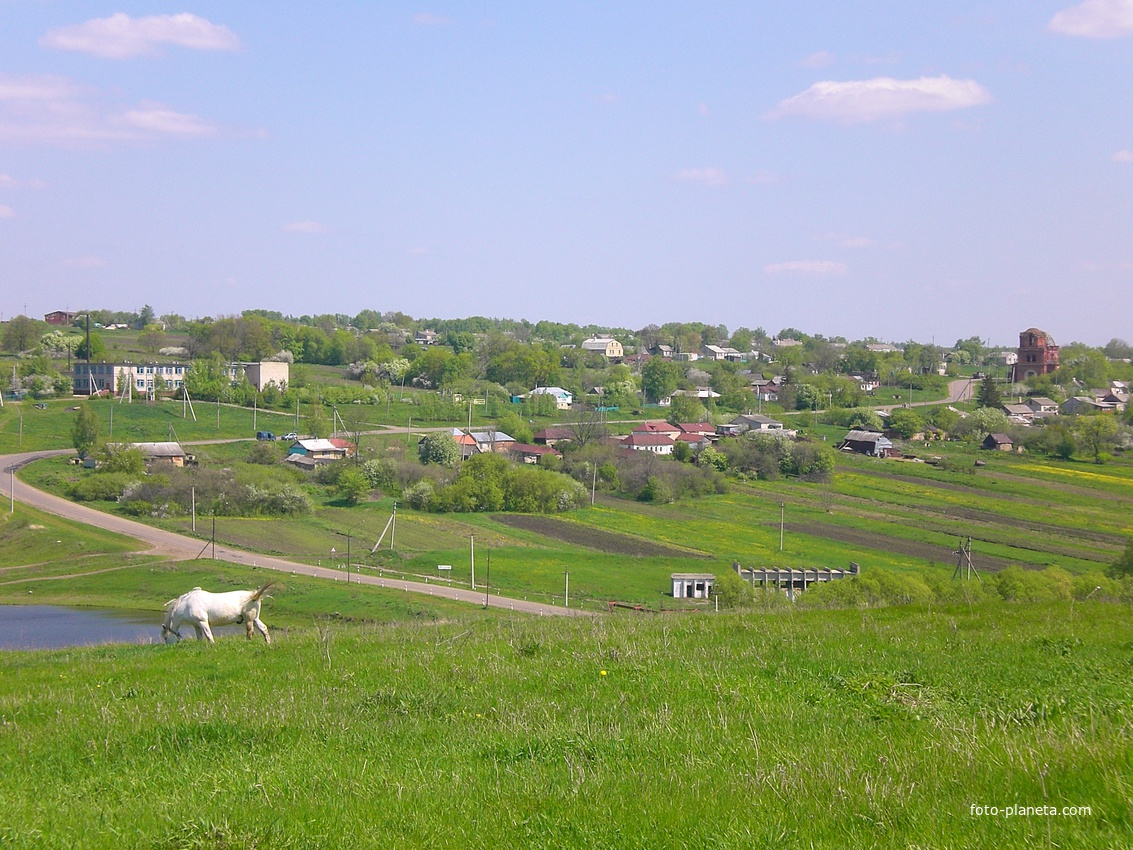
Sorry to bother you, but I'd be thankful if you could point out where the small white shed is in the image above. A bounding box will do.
[671,573,716,599]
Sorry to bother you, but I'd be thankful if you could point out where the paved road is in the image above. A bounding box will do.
[1,450,589,618]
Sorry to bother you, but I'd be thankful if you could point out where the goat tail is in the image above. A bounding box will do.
[250,582,276,602]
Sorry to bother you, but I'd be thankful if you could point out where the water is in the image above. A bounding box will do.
[0,605,166,650]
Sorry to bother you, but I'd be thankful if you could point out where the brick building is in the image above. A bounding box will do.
[1013,328,1059,382]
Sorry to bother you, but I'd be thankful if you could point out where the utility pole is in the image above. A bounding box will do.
[779,503,785,551]
[564,569,569,608]
[470,535,475,590]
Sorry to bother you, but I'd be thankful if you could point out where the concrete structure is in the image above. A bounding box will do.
[734,562,860,600]
[73,362,188,395]
[671,573,716,599]
[1013,328,1060,382]
[243,361,289,392]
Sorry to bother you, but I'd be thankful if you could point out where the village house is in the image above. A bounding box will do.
[414,329,440,345]
[623,432,675,455]
[1061,396,1111,416]
[982,433,1014,452]
[131,441,191,467]
[580,336,624,360]
[44,310,77,326]
[717,413,791,437]
[242,361,290,392]
[470,430,517,454]
[287,438,352,462]
[649,344,674,359]
[527,386,574,410]
[533,427,575,447]
[837,430,897,458]
[506,443,562,464]
[632,421,681,439]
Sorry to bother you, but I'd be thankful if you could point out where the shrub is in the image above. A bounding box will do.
[70,472,137,502]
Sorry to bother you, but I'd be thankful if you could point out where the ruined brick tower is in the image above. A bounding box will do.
[1013,328,1059,382]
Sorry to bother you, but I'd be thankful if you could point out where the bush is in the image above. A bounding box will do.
[994,566,1072,602]
[70,472,137,502]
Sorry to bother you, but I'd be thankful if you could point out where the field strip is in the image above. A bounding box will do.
[492,514,712,558]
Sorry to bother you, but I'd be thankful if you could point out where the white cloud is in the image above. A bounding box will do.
[41,13,240,58]
[1113,149,1133,162]
[800,51,835,69]
[412,13,453,26]
[768,75,992,123]
[1048,1,1133,38]
[283,221,328,234]
[765,260,848,276]
[0,204,15,219]
[673,167,726,186]
[123,107,218,137]
[0,74,81,101]
[0,73,233,145]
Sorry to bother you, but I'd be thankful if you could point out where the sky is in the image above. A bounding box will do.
[1,2,1131,347]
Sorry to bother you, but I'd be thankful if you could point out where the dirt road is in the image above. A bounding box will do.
[1,450,589,618]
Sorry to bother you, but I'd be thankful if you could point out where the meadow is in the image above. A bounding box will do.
[0,594,1129,849]
[3,396,1133,847]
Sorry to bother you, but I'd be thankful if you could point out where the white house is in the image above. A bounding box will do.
[528,386,573,409]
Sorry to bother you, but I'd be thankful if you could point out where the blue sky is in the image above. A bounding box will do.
[1,2,1131,346]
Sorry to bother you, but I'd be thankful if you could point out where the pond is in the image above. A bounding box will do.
[0,605,188,650]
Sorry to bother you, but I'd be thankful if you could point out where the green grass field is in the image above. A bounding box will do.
[0,599,1128,848]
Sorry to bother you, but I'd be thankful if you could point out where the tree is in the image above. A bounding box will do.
[336,469,371,505]
[75,332,105,361]
[667,395,707,425]
[419,433,461,466]
[641,357,681,402]
[71,404,100,459]
[3,315,42,352]
[976,374,1002,409]
[1075,415,1118,464]
[888,408,925,439]
[138,324,167,354]
[1107,537,1133,580]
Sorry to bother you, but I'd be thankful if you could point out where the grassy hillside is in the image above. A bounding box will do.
[0,600,1128,849]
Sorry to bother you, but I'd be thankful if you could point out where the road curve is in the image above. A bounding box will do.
[1,450,590,618]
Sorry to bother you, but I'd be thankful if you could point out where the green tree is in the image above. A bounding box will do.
[71,404,100,458]
[887,408,925,439]
[138,324,167,354]
[336,468,371,505]
[667,395,707,425]
[75,332,106,361]
[641,357,681,402]
[1075,415,1118,464]
[2,315,43,352]
[419,433,461,466]
[976,374,1002,409]
[1107,537,1133,580]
